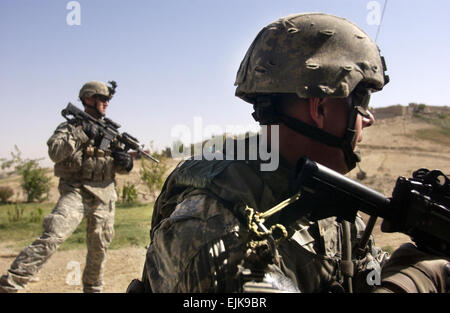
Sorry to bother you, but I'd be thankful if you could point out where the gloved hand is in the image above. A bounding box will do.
[112,150,133,171]
[375,243,449,293]
[82,121,101,141]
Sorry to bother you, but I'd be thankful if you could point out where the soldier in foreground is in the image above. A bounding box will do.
[0,81,134,293]
[129,13,449,293]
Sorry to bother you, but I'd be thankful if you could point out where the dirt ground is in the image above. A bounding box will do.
[0,242,146,293]
[0,112,448,293]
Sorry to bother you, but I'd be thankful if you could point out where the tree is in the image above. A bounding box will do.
[0,146,51,203]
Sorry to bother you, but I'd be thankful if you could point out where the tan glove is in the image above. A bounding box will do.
[374,243,449,293]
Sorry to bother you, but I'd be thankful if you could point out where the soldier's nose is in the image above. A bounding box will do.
[362,111,375,128]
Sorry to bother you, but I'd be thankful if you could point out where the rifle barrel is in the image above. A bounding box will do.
[140,150,160,163]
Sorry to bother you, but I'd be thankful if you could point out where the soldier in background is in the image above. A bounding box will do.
[0,81,134,293]
[129,13,449,293]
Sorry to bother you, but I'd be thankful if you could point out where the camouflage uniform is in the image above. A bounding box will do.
[1,121,129,293]
[139,141,387,293]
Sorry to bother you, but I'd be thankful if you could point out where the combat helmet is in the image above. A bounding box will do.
[235,13,389,102]
[79,80,117,100]
[234,13,389,171]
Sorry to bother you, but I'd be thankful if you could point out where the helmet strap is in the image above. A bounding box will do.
[94,99,105,117]
[251,95,361,171]
[82,97,104,119]
[270,107,360,171]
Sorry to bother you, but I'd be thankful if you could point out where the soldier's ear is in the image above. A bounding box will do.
[308,98,325,129]
[82,96,95,107]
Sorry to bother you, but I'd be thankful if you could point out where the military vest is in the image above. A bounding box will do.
[49,122,116,183]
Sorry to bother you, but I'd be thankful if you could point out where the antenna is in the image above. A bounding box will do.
[375,0,388,43]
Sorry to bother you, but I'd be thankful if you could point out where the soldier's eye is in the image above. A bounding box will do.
[95,95,110,103]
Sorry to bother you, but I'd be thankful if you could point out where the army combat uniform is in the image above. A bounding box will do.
[140,142,387,293]
[1,121,129,293]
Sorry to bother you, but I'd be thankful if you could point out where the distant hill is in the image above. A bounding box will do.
[373,103,450,120]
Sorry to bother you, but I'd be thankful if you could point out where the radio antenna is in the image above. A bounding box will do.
[375,0,388,43]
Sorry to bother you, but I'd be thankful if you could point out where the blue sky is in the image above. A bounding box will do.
[1,0,449,165]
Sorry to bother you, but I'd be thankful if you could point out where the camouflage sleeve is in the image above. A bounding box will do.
[47,123,89,163]
[373,243,449,293]
[144,193,245,292]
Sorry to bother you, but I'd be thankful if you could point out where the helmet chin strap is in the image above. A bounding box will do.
[82,101,104,120]
[95,99,106,118]
[86,100,104,118]
[251,95,362,171]
[274,105,360,172]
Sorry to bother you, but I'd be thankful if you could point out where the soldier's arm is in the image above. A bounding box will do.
[47,123,89,163]
[372,243,449,293]
[145,193,245,292]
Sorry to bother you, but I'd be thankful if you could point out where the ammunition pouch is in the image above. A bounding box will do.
[54,145,115,182]
[53,149,83,175]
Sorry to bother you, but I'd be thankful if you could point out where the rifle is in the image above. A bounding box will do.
[253,156,450,257]
[61,102,159,163]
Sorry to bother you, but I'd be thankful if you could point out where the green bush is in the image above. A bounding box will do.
[1,146,51,203]
[140,156,169,198]
[17,160,51,203]
[0,186,14,203]
[121,182,139,204]
[418,103,426,112]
